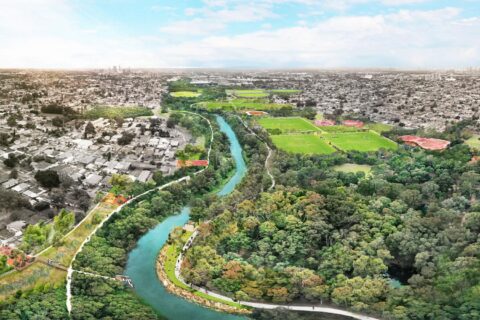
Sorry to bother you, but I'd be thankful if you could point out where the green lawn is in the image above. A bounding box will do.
[170,91,201,98]
[319,125,362,132]
[366,123,394,133]
[199,99,290,111]
[258,117,319,133]
[334,163,372,175]
[271,134,336,155]
[325,131,398,152]
[84,106,153,119]
[270,89,301,94]
[465,134,480,150]
[227,89,269,98]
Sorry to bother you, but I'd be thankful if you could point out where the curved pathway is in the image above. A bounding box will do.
[66,111,214,315]
[175,229,380,320]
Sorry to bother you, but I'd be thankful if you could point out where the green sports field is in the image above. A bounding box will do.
[170,91,201,98]
[325,131,397,152]
[271,134,336,154]
[258,117,319,132]
[319,125,362,132]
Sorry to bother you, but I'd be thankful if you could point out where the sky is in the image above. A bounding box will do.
[0,0,479,69]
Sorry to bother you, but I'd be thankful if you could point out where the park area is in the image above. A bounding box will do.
[170,91,202,98]
[0,200,118,300]
[325,131,398,152]
[334,163,372,175]
[465,134,480,150]
[84,106,153,119]
[199,99,290,112]
[227,89,269,98]
[258,117,319,132]
[258,117,397,154]
[271,134,336,155]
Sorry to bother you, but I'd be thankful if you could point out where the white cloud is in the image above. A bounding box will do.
[0,2,479,69]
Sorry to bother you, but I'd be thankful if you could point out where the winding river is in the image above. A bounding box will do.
[125,116,248,320]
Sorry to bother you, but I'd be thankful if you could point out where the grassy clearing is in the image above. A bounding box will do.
[258,117,319,133]
[465,134,480,150]
[270,89,301,94]
[334,163,372,175]
[366,123,394,133]
[163,239,244,309]
[227,89,269,98]
[271,134,336,155]
[84,106,153,119]
[170,91,202,98]
[0,202,118,300]
[319,125,363,133]
[325,131,398,152]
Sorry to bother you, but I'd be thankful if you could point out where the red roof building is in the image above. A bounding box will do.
[342,120,364,128]
[315,120,335,126]
[400,135,450,151]
[245,110,268,116]
[177,160,209,168]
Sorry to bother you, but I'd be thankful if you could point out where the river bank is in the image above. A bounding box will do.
[156,244,250,315]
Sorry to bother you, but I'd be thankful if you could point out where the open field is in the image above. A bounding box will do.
[227,89,269,98]
[271,134,336,154]
[170,91,201,98]
[319,125,363,132]
[199,99,290,111]
[258,117,319,132]
[366,123,393,133]
[270,89,301,94]
[465,134,480,150]
[334,163,372,175]
[325,131,398,152]
[0,201,118,300]
[84,106,153,119]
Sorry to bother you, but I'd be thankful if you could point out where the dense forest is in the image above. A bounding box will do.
[181,118,480,320]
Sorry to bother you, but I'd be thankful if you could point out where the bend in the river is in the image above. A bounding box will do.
[125,115,247,320]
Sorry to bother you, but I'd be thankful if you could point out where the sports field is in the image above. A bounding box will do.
[271,134,336,154]
[170,91,201,98]
[258,117,319,132]
[325,131,397,152]
[319,125,362,132]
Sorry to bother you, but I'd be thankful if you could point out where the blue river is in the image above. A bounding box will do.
[125,116,248,320]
